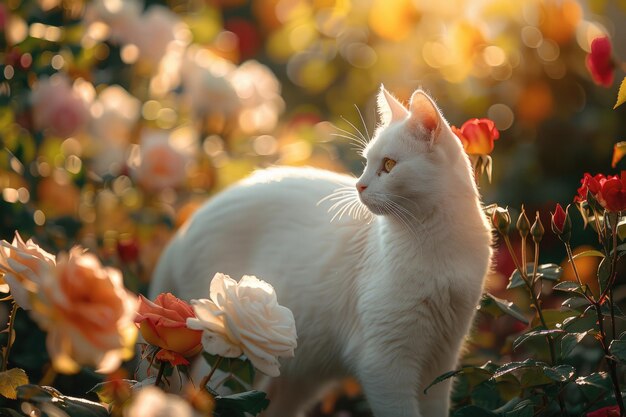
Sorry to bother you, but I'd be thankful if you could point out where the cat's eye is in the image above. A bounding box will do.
[382,158,396,173]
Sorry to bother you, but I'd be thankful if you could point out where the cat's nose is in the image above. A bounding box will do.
[356,183,367,193]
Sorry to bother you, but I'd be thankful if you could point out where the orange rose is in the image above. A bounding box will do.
[0,232,56,310]
[135,293,202,366]
[30,247,138,374]
[451,118,500,155]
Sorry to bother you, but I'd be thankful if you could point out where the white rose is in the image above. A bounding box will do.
[186,273,297,377]
[0,232,56,310]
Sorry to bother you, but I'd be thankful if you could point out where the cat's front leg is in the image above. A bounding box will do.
[355,347,424,417]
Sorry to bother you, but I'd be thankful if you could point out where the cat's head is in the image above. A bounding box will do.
[355,85,476,216]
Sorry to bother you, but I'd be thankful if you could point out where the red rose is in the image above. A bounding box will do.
[586,36,614,87]
[575,173,606,203]
[451,118,500,155]
[587,405,621,417]
[575,172,626,212]
[600,172,626,212]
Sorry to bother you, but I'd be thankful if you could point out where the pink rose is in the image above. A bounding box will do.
[133,129,191,192]
[31,74,89,138]
[30,247,138,374]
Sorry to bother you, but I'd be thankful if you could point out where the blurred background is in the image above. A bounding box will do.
[0,0,625,415]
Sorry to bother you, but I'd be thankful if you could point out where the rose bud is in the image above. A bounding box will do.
[551,203,572,242]
[530,212,545,243]
[491,206,511,236]
[516,206,530,239]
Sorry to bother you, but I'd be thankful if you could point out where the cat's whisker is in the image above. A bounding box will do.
[354,104,371,142]
[317,187,357,205]
[340,115,369,146]
[331,125,368,145]
[330,132,367,153]
[330,127,367,144]
[383,200,420,242]
[328,196,357,213]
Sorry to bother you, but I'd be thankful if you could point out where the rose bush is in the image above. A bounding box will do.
[29,247,138,374]
[135,293,202,366]
[0,232,56,310]
[186,273,297,377]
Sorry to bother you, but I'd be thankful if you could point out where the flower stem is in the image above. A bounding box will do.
[1,302,18,372]
[594,304,625,416]
[199,356,223,392]
[564,243,595,304]
[154,361,167,388]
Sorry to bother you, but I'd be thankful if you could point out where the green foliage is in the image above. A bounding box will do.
[12,385,109,417]
[507,263,563,290]
[479,293,529,324]
[214,391,270,417]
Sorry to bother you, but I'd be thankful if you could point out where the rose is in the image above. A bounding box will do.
[451,118,500,155]
[586,36,614,87]
[30,247,138,374]
[132,129,191,192]
[186,273,297,377]
[587,405,621,417]
[135,293,202,366]
[31,74,89,138]
[575,172,626,212]
[0,232,56,310]
[551,203,571,242]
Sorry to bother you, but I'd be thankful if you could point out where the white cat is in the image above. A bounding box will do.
[148,86,493,417]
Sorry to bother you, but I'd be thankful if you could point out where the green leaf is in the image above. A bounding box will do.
[492,359,546,379]
[507,263,563,289]
[609,339,626,363]
[598,257,611,295]
[561,332,589,358]
[87,379,137,403]
[16,385,109,417]
[576,372,612,401]
[553,281,585,294]
[614,77,626,109]
[424,363,494,394]
[513,329,564,351]
[479,293,529,324]
[571,249,605,260]
[215,390,270,416]
[543,365,576,382]
[0,368,28,400]
[562,296,591,312]
[453,405,499,417]
[503,400,535,417]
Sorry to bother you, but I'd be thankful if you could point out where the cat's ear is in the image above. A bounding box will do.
[408,89,441,148]
[377,85,409,125]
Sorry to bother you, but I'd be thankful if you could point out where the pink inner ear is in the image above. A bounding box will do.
[410,92,439,132]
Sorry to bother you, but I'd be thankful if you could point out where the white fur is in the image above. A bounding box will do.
[149,87,493,417]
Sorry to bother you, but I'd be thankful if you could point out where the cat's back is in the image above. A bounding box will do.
[150,166,367,301]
